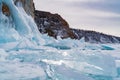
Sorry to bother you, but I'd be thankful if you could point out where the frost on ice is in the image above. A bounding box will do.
[0,0,120,80]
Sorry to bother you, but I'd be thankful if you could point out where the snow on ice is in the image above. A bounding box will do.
[0,0,120,80]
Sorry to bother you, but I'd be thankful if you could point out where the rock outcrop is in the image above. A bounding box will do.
[2,3,10,16]
[2,0,35,17]
[15,0,35,18]
[71,29,120,43]
[34,10,77,39]
[2,0,120,43]
[34,10,120,43]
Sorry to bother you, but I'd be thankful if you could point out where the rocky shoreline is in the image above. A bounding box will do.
[2,0,120,43]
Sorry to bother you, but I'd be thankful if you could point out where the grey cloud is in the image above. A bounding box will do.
[69,0,120,14]
[34,0,120,36]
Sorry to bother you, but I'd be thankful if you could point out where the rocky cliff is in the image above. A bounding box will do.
[2,0,120,43]
[34,10,77,39]
[34,10,120,43]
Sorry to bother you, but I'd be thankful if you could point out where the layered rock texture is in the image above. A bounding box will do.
[2,0,120,43]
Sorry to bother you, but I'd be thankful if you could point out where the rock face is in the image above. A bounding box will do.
[15,0,35,18]
[34,10,120,43]
[2,0,120,43]
[72,29,120,43]
[34,10,77,39]
[2,0,35,17]
[2,3,10,16]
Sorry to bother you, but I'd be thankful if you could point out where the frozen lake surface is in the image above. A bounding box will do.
[0,0,120,80]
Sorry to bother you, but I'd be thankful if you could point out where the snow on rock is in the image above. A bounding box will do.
[0,0,119,80]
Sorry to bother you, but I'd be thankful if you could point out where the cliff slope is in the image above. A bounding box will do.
[2,0,120,43]
[34,10,77,39]
[34,10,120,43]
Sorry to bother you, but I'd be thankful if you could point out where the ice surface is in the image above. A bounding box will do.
[0,0,120,80]
[0,62,46,80]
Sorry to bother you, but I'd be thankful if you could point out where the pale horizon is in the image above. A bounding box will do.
[34,0,120,37]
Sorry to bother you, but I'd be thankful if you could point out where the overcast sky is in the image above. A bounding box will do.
[34,0,120,37]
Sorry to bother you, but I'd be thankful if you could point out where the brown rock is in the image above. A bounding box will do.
[2,0,35,18]
[15,0,35,18]
[2,3,10,16]
[34,10,77,39]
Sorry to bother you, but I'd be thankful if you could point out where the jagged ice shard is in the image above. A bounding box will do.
[0,0,120,80]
